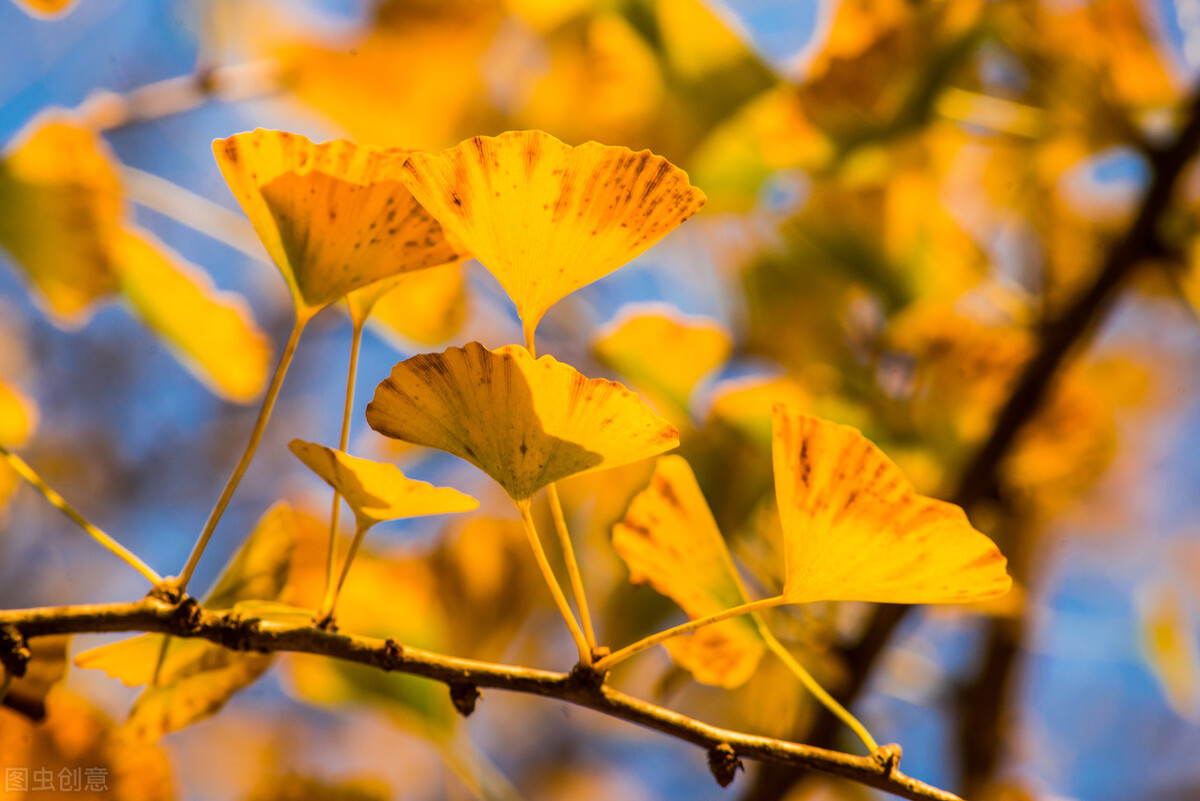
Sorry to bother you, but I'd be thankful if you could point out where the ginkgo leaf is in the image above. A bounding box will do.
[13,0,77,16]
[593,307,732,420]
[772,406,1011,604]
[1,634,68,721]
[366,262,467,345]
[212,129,461,315]
[0,689,175,801]
[366,342,679,501]
[288,439,478,527]
[0,380,37,446]
[115,227,271,403]
[0,118,122,325]
[74,503,298,741]
[613,455,765,688]
[398,130,706,341]
[1138,584,1200,721]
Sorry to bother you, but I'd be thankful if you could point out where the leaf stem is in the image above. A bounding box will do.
[593,596,788,673]
[517,501,592,665]
[322,319,364,614]
[758,624,878,753]
[318,519,373,625]
[524,328,599,653]
[546,484,598,650]
[175,316,307,593]
[0,445,163,587]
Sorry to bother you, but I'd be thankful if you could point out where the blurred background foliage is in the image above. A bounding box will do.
[1,0,1200,799]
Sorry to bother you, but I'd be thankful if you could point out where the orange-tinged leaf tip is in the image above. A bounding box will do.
[614,455,765,687]
[398,130,706,334]
[771,405,1012,605]
[288,439,478,526]
[366,342,679,501]
[212,129,462,313]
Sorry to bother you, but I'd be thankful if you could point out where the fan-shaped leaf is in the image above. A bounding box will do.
[614,455,765,687]
[366,342,678,501]
[772,407,1011,604]
[398,130,705,340]
[288,439,478,528]
[213,129,461,315]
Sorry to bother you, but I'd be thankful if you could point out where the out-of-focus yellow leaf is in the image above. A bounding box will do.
[1040,0,1181,111]
[517,14,664,147]
[366,262,467,345]
[593,308,732,422]
[0,118,121,324]
[0,688,175,801]
[656,0,749,79]
[0,380,36,446]
[1,635,67,722]
[801,0,912,81]
[613,455,766,688]
[689,86,831,212]
[1138,584,1200,721]
[772,407,1011,604]
[276,9,500,151]
[243,774,391,801]
[366,342,679,501]
[114,228,271,403]
[213,130,461,316]
[11,0,77,19]
[429,516,541,660]
[398,130,706,341]
[288,439,478,528]
[283,519,454,737]
[707,375,813,447]
[74,504,298,742]
[505,0,593,31]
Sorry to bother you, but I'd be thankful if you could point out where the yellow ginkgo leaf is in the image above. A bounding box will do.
[366,262,467,345]
[115,227,271,403]
[593,307,732,421]
[288,439,478,527]
[772,406,1011,604]
[74,503,298,741]
[366,341,679,501]
[12,0,77,18]
[1,634,67,721]
[213,129,461,316]
[0,380,37,446]
[0,689,175,801]
[613,455,765,688]
[0,118,122,324]
[1138,584,1200,721]
[398,130,706,342]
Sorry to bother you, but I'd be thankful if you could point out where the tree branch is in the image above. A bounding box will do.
[746,84,1200,801]
[0,597,962,801]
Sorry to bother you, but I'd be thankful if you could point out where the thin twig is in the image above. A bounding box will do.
[76,61,279,132]
[0,598,961,801]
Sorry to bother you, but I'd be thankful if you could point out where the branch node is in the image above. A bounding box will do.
[567,660,607,693]
[873,743,903,776]
[381,638,404,670]
[214,613,262,652]
[150,579,183,605]
[172,597,202,633]
[449,682,481,717]
[707,743,743,788]
[0,624,31,679]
